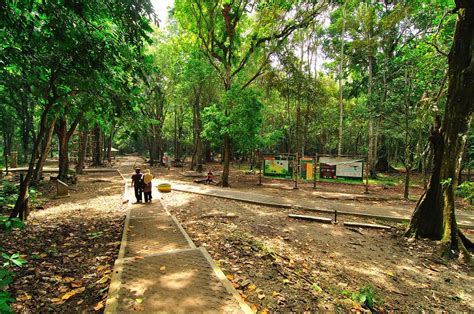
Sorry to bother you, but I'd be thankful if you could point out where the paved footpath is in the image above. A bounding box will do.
[167,180,474,230]
[105,175,251,313]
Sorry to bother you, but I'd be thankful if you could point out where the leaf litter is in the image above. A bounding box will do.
[1,172,126,312]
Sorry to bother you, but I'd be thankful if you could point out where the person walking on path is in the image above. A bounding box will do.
[131,168,144,203]
[163,153,170,170]
[143,169,153,203]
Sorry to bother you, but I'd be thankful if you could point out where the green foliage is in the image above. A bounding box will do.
[456,181,474,205]
[1,253,27,268]
[342,285,383,310]
[0,253,26,313]
[0,216,25,232]
[0,290,15,314]
[0,268,13,288]
[1,181,17,195]
[441,178,453,189]
[202,87,265,153]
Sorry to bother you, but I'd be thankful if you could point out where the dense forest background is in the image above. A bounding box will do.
[1,0,473,255]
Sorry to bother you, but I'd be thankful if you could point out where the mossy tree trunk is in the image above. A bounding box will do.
[405,4,473,259]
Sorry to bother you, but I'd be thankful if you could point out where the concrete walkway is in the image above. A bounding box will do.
[105,177,250,313]
[167,181,474,230]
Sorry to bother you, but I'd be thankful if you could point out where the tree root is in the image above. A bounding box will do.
[458,230,474,251]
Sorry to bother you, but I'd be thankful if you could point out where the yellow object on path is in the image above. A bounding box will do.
[143,173,153,184]
[157,183,171,193]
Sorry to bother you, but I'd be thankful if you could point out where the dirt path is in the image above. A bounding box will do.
[7,155,466,312]
[159,189,474,312]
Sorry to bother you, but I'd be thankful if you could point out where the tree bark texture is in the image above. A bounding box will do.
[11,100,55,219]
[57,112,82,179]
[338,4,345,156]
[75,127,88,174]
[92,124,102,167]
[405,6,473,258]
[32,116,57,184]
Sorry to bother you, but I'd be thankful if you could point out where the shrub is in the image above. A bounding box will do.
[456,181,474,205]
[0,216,25,231]
[0,267,15,313]
[341,285,383,310]
[1,181,17,195]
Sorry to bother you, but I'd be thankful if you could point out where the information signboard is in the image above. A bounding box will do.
[300,157,314,181]
[263,155,293,179]
[319,157,363,180]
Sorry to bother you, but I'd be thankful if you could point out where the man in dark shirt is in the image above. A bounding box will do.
[131,168,143,203]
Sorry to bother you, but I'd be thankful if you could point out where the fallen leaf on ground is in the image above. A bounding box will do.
[51,298,65,305]
[17,293,32,301]
[61,287,86,300]
[226,274,234,280]
[94,301,105,311]
[63,277,75,283]
[250,304,258,312]
[159,266,166,271]
[71,280,83,288]
[96,275,110,285]
[247,284,257,292]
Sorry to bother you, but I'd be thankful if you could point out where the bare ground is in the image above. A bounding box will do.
[160,191,474,312]
[1,171,126,313]
[150,161,473,213]
[2,156,472,313]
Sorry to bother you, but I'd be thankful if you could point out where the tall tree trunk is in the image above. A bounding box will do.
[422,145,429,190]
[405,5,474,259]
[286,75,292,155]
[57,112,82,179]
[106,124,115,163]
[221,75,232,187]
[367,53,376,178]
[1,123,13,172]
[222,134,231,186]
[191,86,204,172]
[403,65,413,200]
[205,142,212,162]
[11,99,56,219]
[57,117,68,180]
[296,40,304,157]
[92,124,102,167]
[33,116,57,184]
[403,132,411,200]
[338,4,345,156]
[75,124,88,174]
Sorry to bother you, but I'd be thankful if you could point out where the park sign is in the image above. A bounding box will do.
[300,157,314,181]
[263,155,294,179]
[319,157,364,180]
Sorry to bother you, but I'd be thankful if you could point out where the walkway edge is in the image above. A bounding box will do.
[199,247,253,314]
[171,186,474,230]
[105,171,131,314]
[170,215,197,249]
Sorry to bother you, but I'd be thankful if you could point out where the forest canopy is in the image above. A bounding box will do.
[1,0,473,257]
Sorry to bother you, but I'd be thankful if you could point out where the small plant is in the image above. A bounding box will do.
[87,231,104,239]
[0,216,25,231]
[0,268,13,287]
[351,285,382,310]
[441,178,453,189]
[1,253,27,267]
[1,181,17,195]
[456,181,474,205]
[0,268,15,313]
